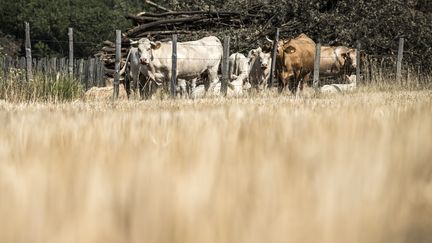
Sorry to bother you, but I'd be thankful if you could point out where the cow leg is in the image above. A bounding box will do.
[296,79,302,97]
[125,74,131,99]
[278,82,285,93]
[138,76,146,99]
[206,66,220,96]
[177,79,187,98]
[278,75,287,94]
[190,78,197,99]
[303,73,312,89]
[139,76,153,100]
[288,77,297,95]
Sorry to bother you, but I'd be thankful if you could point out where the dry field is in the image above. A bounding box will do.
[0,87,431,243]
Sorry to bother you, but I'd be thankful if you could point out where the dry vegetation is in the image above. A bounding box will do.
[0,86,432,243]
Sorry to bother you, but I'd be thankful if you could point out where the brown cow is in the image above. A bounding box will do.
[276,33,316,94]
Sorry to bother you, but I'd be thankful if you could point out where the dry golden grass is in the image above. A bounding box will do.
[0,87,431,243]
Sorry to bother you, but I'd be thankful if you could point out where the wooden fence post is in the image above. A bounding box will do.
[269,28,279,88]
[396,37,404,85]
[171,34,177,98]
[3,56,11,80]
[25,22,33,81]
[78,59,84,84]
[89,58,95,87]
[356,41,361,85]
[51,57,57,80]
[83,59,89,89]
[417,65,420,88]
[313,42,321,89]
[68,27,73,77]
[59,57,66,76]
[221,36,230,96]
[114,30,121,99]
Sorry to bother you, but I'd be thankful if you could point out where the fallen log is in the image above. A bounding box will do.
[102,40,115,47]
[102,46,128,52]
[135,10,241,18]
[144,0,172,12]
[126,16,210,36]
[135,30,195,38]
[125,14,162,23]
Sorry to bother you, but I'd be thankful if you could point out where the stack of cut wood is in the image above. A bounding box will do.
[125,11,247,38]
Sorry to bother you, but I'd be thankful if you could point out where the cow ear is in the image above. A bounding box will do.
[284,46,296,54]
[151,41,161,49]
[249,49,257,58]
[130,40,139,47]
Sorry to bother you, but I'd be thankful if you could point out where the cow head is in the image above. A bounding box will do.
[259,51,271,70]
[248,47,272,70]
[131,38,162,65]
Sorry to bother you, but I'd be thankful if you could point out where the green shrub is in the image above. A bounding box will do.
[0,67,84,102]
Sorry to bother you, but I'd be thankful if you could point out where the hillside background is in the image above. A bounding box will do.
[0,0,431,68]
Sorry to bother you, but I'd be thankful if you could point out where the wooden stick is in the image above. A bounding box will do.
[68,27,73,77]
[396,38,404,85]
[313,42,321,89]
[135,30,194,38]
[222,36,230,96]
[114,30,121,99]
[25,22,33,81]
[136,10,240,18]
[269,28,279,88]
[144,0,172,12]
[356,41,361,85]
[171,34,177,98]
[126,16,206,36]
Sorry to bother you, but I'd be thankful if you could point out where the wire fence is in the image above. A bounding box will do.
[1,23,431,100]
[0,56,105,89]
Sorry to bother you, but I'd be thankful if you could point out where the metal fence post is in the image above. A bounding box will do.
[269,28,279,88]
[171,34,177,98]
[222,36,230,96]
[25,22,33,81]
[313,42,321,89]
[114,30,121,99]
[396,38,404,85]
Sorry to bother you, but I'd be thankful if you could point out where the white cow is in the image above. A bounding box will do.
[228,53,250,95]
[228,47,272,95]
[320,75,357,93]
[120,47,155,98]
[131,36,223,96]
[248,47,272,91]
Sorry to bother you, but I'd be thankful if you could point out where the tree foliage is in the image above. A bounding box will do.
[0,0,144,58]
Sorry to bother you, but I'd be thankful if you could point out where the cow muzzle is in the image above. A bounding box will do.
[140,58,150,65]
[261,64,268,69]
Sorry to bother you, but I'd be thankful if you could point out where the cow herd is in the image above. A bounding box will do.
[118,33,358,99]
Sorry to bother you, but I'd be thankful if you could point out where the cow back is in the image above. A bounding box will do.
[152,36,223,79]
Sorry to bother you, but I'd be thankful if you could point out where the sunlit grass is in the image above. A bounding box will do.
[0,86,431,243]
